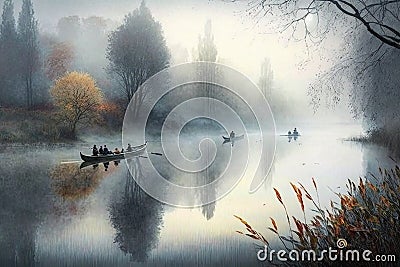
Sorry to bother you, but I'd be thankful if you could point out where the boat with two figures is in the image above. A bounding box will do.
[280,128,301,137]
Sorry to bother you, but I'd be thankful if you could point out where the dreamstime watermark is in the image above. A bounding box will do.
[122,62,276,207]
[257,238,396,263]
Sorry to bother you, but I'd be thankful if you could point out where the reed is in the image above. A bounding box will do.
[235,165,400,265]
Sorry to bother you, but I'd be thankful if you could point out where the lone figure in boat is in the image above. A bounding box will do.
[126,144,133,152]
[92,145,99,156]
[230,131,235,139]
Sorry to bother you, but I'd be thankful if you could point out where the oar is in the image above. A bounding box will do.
[150,152,163,156]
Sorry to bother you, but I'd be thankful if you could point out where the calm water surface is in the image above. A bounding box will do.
[0,124,396,266]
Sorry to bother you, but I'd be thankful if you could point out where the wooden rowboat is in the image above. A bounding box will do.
[280,133,301,137]
[222,134,244,142]
[80,143,147,163]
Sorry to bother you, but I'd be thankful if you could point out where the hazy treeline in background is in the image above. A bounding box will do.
[0,0,293,143]
[0,0,399,157]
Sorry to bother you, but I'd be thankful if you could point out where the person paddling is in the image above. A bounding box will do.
[126,144,133,152]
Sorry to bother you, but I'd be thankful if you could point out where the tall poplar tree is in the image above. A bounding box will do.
[0,0,19,105]
[18,0,39,108]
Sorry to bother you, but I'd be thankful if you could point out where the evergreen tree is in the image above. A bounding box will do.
[0,0,16,40]
[17,0,39,108]
[0,0,19,105]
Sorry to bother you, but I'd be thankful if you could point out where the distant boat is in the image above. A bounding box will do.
[80,143,147,163]
[280,133,301,137]
[222,134,244,142]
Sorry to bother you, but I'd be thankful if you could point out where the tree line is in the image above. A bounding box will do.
[0,0,171,105]
[0,0,171,137]
[0,0,39,108]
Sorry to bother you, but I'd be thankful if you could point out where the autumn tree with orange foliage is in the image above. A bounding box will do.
[46,42,74,81]
[51,72,103,137]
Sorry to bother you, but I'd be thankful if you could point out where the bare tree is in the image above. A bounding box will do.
[238,0,400,49]
[233,0,400,116]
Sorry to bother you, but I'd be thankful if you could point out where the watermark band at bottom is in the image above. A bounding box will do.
[257,239,396,263]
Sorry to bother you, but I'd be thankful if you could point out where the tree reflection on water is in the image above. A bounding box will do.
[0,155,53,267]
[50,163,107,200]
[109,158,164,262]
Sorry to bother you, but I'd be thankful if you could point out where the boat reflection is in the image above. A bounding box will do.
[287,136,299,142]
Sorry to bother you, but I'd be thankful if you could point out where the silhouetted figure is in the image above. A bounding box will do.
[103,145,109,155]
[293,128,298,135]
[288,131,292,135]
[99,146,104,155]
[92,145,99,156]
[126,144,133,152]
[114,148,121,154]
[230,131,235,139]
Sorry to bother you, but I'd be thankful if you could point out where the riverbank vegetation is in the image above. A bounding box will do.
[350,125,400,158]
[0,1,169,144]
[0,105,123,143]
[236,165,400,265]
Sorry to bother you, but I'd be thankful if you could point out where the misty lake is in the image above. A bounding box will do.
[0,123,396,266]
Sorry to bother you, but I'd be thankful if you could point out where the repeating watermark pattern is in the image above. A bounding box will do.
[257,238,396,263]
[122,62,276,207]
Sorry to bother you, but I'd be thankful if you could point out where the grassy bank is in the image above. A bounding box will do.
[0,107,67,143]
[0,106,123,144]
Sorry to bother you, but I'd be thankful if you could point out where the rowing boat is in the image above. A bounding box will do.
[80,143,147,163]
[280,134,301,137]
[222,134,244,142]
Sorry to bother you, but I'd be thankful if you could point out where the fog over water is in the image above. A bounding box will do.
[1,0,398,265]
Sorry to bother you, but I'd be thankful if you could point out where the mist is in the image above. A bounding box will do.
[0,0,356,126]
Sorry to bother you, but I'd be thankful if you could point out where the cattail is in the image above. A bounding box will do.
[274,188,283,205]
[270,217,278,231]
